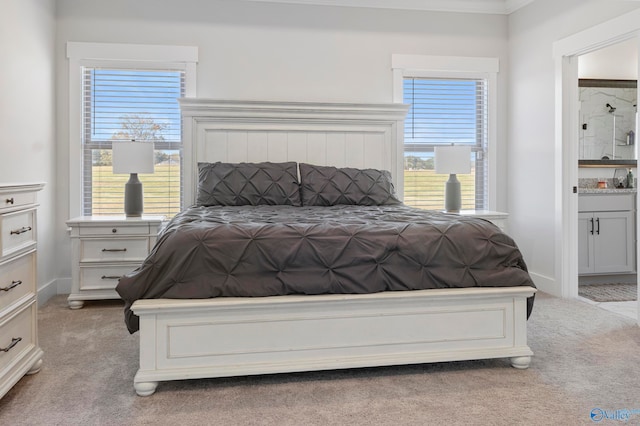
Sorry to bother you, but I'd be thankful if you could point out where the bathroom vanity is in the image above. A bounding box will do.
[578,190,636,275]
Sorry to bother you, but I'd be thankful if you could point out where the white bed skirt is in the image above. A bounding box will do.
[131,286,536,396]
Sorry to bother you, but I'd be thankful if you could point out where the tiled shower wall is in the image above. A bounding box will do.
[580,86,637,160]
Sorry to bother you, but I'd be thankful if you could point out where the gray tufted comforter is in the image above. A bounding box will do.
[116,204,535,333]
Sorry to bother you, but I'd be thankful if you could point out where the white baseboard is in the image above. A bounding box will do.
[37,279,59,306]
[37,277,71,306]
[528,271,558,297]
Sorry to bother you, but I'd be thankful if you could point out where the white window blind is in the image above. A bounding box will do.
[81,68,184,217]
[403,77,488,210]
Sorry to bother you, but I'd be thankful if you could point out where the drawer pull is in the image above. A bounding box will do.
[101,275,122,280]
[10,226,32,235]
[1,337,22,352]
[101,248,127,252]
[6,197,14,205]
[0,280,22,291]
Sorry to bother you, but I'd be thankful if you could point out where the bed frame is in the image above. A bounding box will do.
[130,99,537,396]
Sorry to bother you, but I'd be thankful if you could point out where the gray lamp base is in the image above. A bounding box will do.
[444,173,461,213]
[124,173,144,217]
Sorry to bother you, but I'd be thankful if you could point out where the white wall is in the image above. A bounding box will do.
[55,0,511,285]
[508,0,640,295]
[579,37,637,80]
[1,0,57,301]
[12,0,639,299]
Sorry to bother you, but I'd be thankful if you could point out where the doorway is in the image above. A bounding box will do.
[575,40,638,319]
[554,10,640,325]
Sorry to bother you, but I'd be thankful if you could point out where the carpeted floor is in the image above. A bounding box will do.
[578,283,638,302]
[1,293,639,426]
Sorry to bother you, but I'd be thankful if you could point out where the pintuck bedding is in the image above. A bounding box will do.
[116,162,535,333]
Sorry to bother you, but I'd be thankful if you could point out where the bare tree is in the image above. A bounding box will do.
[111,114,167,141]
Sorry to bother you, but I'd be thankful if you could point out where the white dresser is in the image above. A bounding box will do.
[66,215,164,309]
[0,183,44,400]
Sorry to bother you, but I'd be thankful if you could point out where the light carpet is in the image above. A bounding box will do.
[1,293,639,426]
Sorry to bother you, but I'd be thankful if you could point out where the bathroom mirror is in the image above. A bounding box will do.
[579,79,637,164]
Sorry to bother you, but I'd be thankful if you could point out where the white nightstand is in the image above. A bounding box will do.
[66,215,164,309]
[457,210,509,232]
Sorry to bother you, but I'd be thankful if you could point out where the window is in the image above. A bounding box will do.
[67,43,198,218]
[82,68,184,216]
[403,77,487,210]
[392,55,498,211]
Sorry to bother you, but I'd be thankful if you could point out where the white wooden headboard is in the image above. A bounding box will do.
[179,99,410,206]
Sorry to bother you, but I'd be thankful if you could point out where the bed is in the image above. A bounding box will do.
[116,99,537,396]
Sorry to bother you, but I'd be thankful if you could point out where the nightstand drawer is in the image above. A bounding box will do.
[78,224,150,237]
[79,264,139,291]
[0,209,36,258]
[0,304,36,372]
[0,252,35,311]
[80,238,149,262]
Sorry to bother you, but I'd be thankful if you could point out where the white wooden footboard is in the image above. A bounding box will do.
[131,286,536,396]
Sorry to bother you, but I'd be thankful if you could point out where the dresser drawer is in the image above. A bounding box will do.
[78,224,150,237]
[0,190,37,213]
[0,209,36,258]
[79,264,139,291]
[80,238,149,262]
[0,252,35,311]
[0,303,36,373]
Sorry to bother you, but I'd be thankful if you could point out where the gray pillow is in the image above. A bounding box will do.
[299,163,401,206]
[196,162,301,206]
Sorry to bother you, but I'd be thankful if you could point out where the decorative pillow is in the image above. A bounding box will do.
[196,162,301,206]
[299,163,401,206]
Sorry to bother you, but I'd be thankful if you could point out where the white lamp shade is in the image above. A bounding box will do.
[112,141,155,174]
[434,145,471,174]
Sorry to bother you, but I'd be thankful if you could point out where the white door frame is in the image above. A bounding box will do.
[554,9,640,325]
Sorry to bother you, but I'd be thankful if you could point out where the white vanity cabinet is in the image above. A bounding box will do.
[578,193,636,275]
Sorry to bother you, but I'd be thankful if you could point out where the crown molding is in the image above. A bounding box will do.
[504,0,535,14]
[243,0,535,14]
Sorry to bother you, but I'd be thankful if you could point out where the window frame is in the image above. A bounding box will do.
[67,42,198,218]
[392,54,498,210]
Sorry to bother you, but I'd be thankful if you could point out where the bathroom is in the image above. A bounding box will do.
[577,38,638,318]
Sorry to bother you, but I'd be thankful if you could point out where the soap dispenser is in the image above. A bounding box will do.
[627,169,634,188]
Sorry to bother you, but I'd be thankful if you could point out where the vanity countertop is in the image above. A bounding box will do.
[578,188,636,194]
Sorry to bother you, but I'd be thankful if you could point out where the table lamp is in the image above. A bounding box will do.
[435,145,471,213]
[112,141,154,217]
